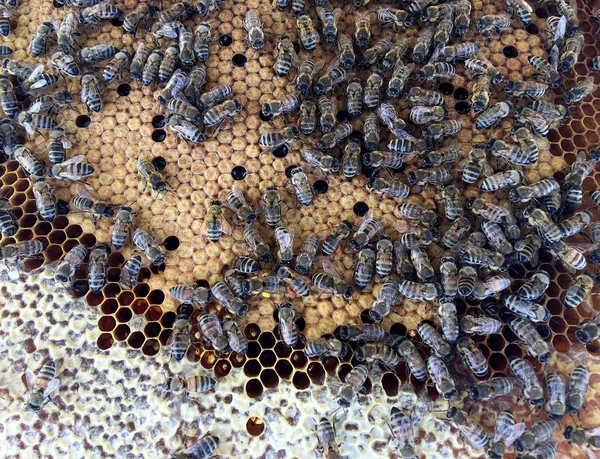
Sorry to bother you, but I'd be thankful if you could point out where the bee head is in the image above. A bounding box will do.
[446,406,458,418]
[563,426,573,439]
[338,325,350,340]
[576,325,597,344]
[405,172,416,184]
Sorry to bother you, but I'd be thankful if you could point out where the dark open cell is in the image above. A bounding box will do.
[390,323,407,337]
[117,83,131,97]
[163,235,179,251]
[111,17,124,27]
[439,82,454,95]
[214,359,232,378]
[274,341,292,358]
[219,34,233,46]
[526,23,539,34]
[142,339,160,356]
[285,164,299,178]
[0,152,7,164]
[144,322,161,338]
[152,115,166,128]
[161,311,176,328]
[232,54,247,67]
[75,115,91,128]
[103,283,120,298]
[273,145,288,158]
[292,371,310,390]
[127,331,145,349]
[353,201,369,216]
[245,379,263,398]
[382,372,399,396]
[259,111,273,122]
[260,369,279,388]
[275,359,293,379]
[152,156,166,171]
[97,333,114,350]
[313,180,328,194]
[247,341,262,358]
[151,129,166,142]
[336,110,351,122]
[245,323,261,340]
[150,263,166,274]
[503,46,519,58]
[244,359,262,377]
[307,362,325,384]
[360,309,376,324]
[453,87,469,101]
[259,332,276,348]
[231,166,247,180]
[535,8,548,19]
[259,350,276,367]
[291,350,308,368]
[116,307,133,323]
[536,324,552,341]
[101,299,118,315]
[109,252,124,267]
[455,101,471,114]
[114,324,130,341]
[148,289,165,304]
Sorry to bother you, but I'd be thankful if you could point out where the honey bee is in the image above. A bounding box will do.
[244,9,264,50]
[336,364,368,407]
[508,316,551,363]
[436,298,458,344]
[16,112,56,136]
[278,302,300,347]
[509,178,559,203]
[528,55,561,88]
[31,177,56,222]
[481,169,524,192]
[196,0,223,15]
[297,14,320,50]
[504,80,548,99]
[225,185,256,224]
[166,114,204,144]
[460,314,502,335]
[502,294,549,323]
[0,197,16,236]
[443,43,479,63]
[169,284,212,307]
[515,421,558,452]
[141,49,164,86]
[566,365,589,415]
[337,34,355,70]
[164,374,217,398]
[418,321,454,362]
[166,304,193,361]
[80,71,102,113]
[354,243,376,291]
[78,44,119,66]
[456,335,488,377]
[446,408,490,450]
[222,318,248,355]
[469,377,517,401]
[550,240,587,272]
[14,146,44,177]
[174,434,220,459]
[122,3,156,36]
[294,234,318,275]
[132,228,166,266]
[137,157,170,195]
[356,343,400,368]
[439,257,458,297]
[545,373,566,421]
[515,271,550,302]
[29,21,56,57]
[354,11,371,47]
[243,225,272,263]
[158,2,194,23]
[48,155,94,182]
[259,126,300,150]
[289,166,313,207]
[321,221,352,256]
[381,38,408,71]
[111,205,134,250]
[78,1,121,27]
[453,0,472,35]
[476,14,511,36]
[274,35,296,77]
[433,17,453,48]
[54,243,87,285]
[476,101,513,130]
[0,74,19,118]
[559,209,593,238]
[203,99,242,127]
[87,244,108,293]
[296,100,316,136]
[350,210,382,251]
[157,43,180,84]
[198,311,229,352]
[412,26,434,63]
[305,338,347,360]
[428,356,457,400]
[277,265,310,297]
[72,184,114,224]
[469,74,491,114]
[56,12,78,54]
[119,255,142,290]
[316,6,341,43]
[488,411,526,459]
[211,281,248,317]
[262,93,300,119]
[25,360,60,413]
[564,272,594,309]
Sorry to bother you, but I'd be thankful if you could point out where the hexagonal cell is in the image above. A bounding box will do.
[104,283,120,299]
[114,324,131,341]
[290,351,308,369]
[99,316,116,332]
[259,349,276,368]
[160,311,176,328]
[117,291,135,307]
[245,378,263,399]
[553,335,570,353]
[382,373,399,397]
[247,341,261,358]
[214,359,232,378]
[33,221,52,236]
[97,333,114,350]
[245,323,261,340]
[260,369,279,388]
[148,289,165,305]
[307,362,325,385]
[246,416,265,436]
[116,307,133,323]
[244,359,262,377]
[133,284,150,297]
[101,299,118,315]
[132,298,150,315]
[230,352,246,368]
[258,332,276,348]
[274,341,292,359]
[65,225,83,239]
[127,331,145,349]
[53,216,69,229]
[292,371,310,390]
[86,292,104,307]
[201,351,217,369]
[142,339,160,356]
[144,322,161,338]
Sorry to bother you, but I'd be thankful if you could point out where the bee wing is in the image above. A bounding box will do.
[315,6,326,22]
[312,60,327,76]
[59,154,84,167]
[549,45,559,70]
[356,209,374,234]
[586,427,600,437]
[0,198,10,210]
[75,183,99,201]
[324,56,341,75]
[43,378,60,398]
[229,184,249,206]
[504,423,526,447]
[26,64,44,81]
[428,44,445,64]
[563,242,598,254]
[25,369,35,391]
[322,258,343,283]
[554,15,567,43]
[481,159,494,177]
[61,138,73,149]
[221,216,232,235]
[332,7,343,22]
[27,101,42,114]
[23,123,35,136]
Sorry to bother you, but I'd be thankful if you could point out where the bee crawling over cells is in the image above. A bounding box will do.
[25,360,61,414]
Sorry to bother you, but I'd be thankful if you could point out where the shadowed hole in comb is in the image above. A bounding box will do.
[260,369,279,388]
[245,379,263,399]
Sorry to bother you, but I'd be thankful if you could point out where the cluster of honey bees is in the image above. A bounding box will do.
[1,0,600,457]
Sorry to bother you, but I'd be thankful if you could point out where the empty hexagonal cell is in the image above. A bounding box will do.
[86,291,104,307]
[245,378,263,399]
[547,298,563,315]
[290,351,308,369]
[550,316,567,334]
[144,322,161,338]
[246,416,265,436]
[127,331,145,349]
[258,332,276,348]
[292,371,310,390]
[45,245,63,262]
[98,316,116,332]
[117,291,135,307]
[97,333,114,350]
[504,343,523,359]
[109,252,124,267]
[275,360,293,379]
[19,214,37,229]
[148,289,165,305]
[103,283,120,299]
[307,362,325,385]
[489,353,508,372]
[382,373,399,397]
[65,225,83,239]
[142,339,160,356]
[80,233,97,248]
[259,349,276,368]
[107,268,120,283]
[274,342,292,359]
[116,307,133,323]
[160,311,176,328]
[133,284,150,297]
[132,298,149,315]
[16,230,33,242]
[260,369,279,388]
[553,335,570,353]
[244,359,262,377]
[101,299,118,315]
[486,334,506,352]
[247,341,261,359]
[337,363,353,382]
[564,309,581,325]
[33,221,52,236]
[114,324,130,341]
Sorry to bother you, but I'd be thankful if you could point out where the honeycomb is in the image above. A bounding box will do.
[0,0,600,456]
